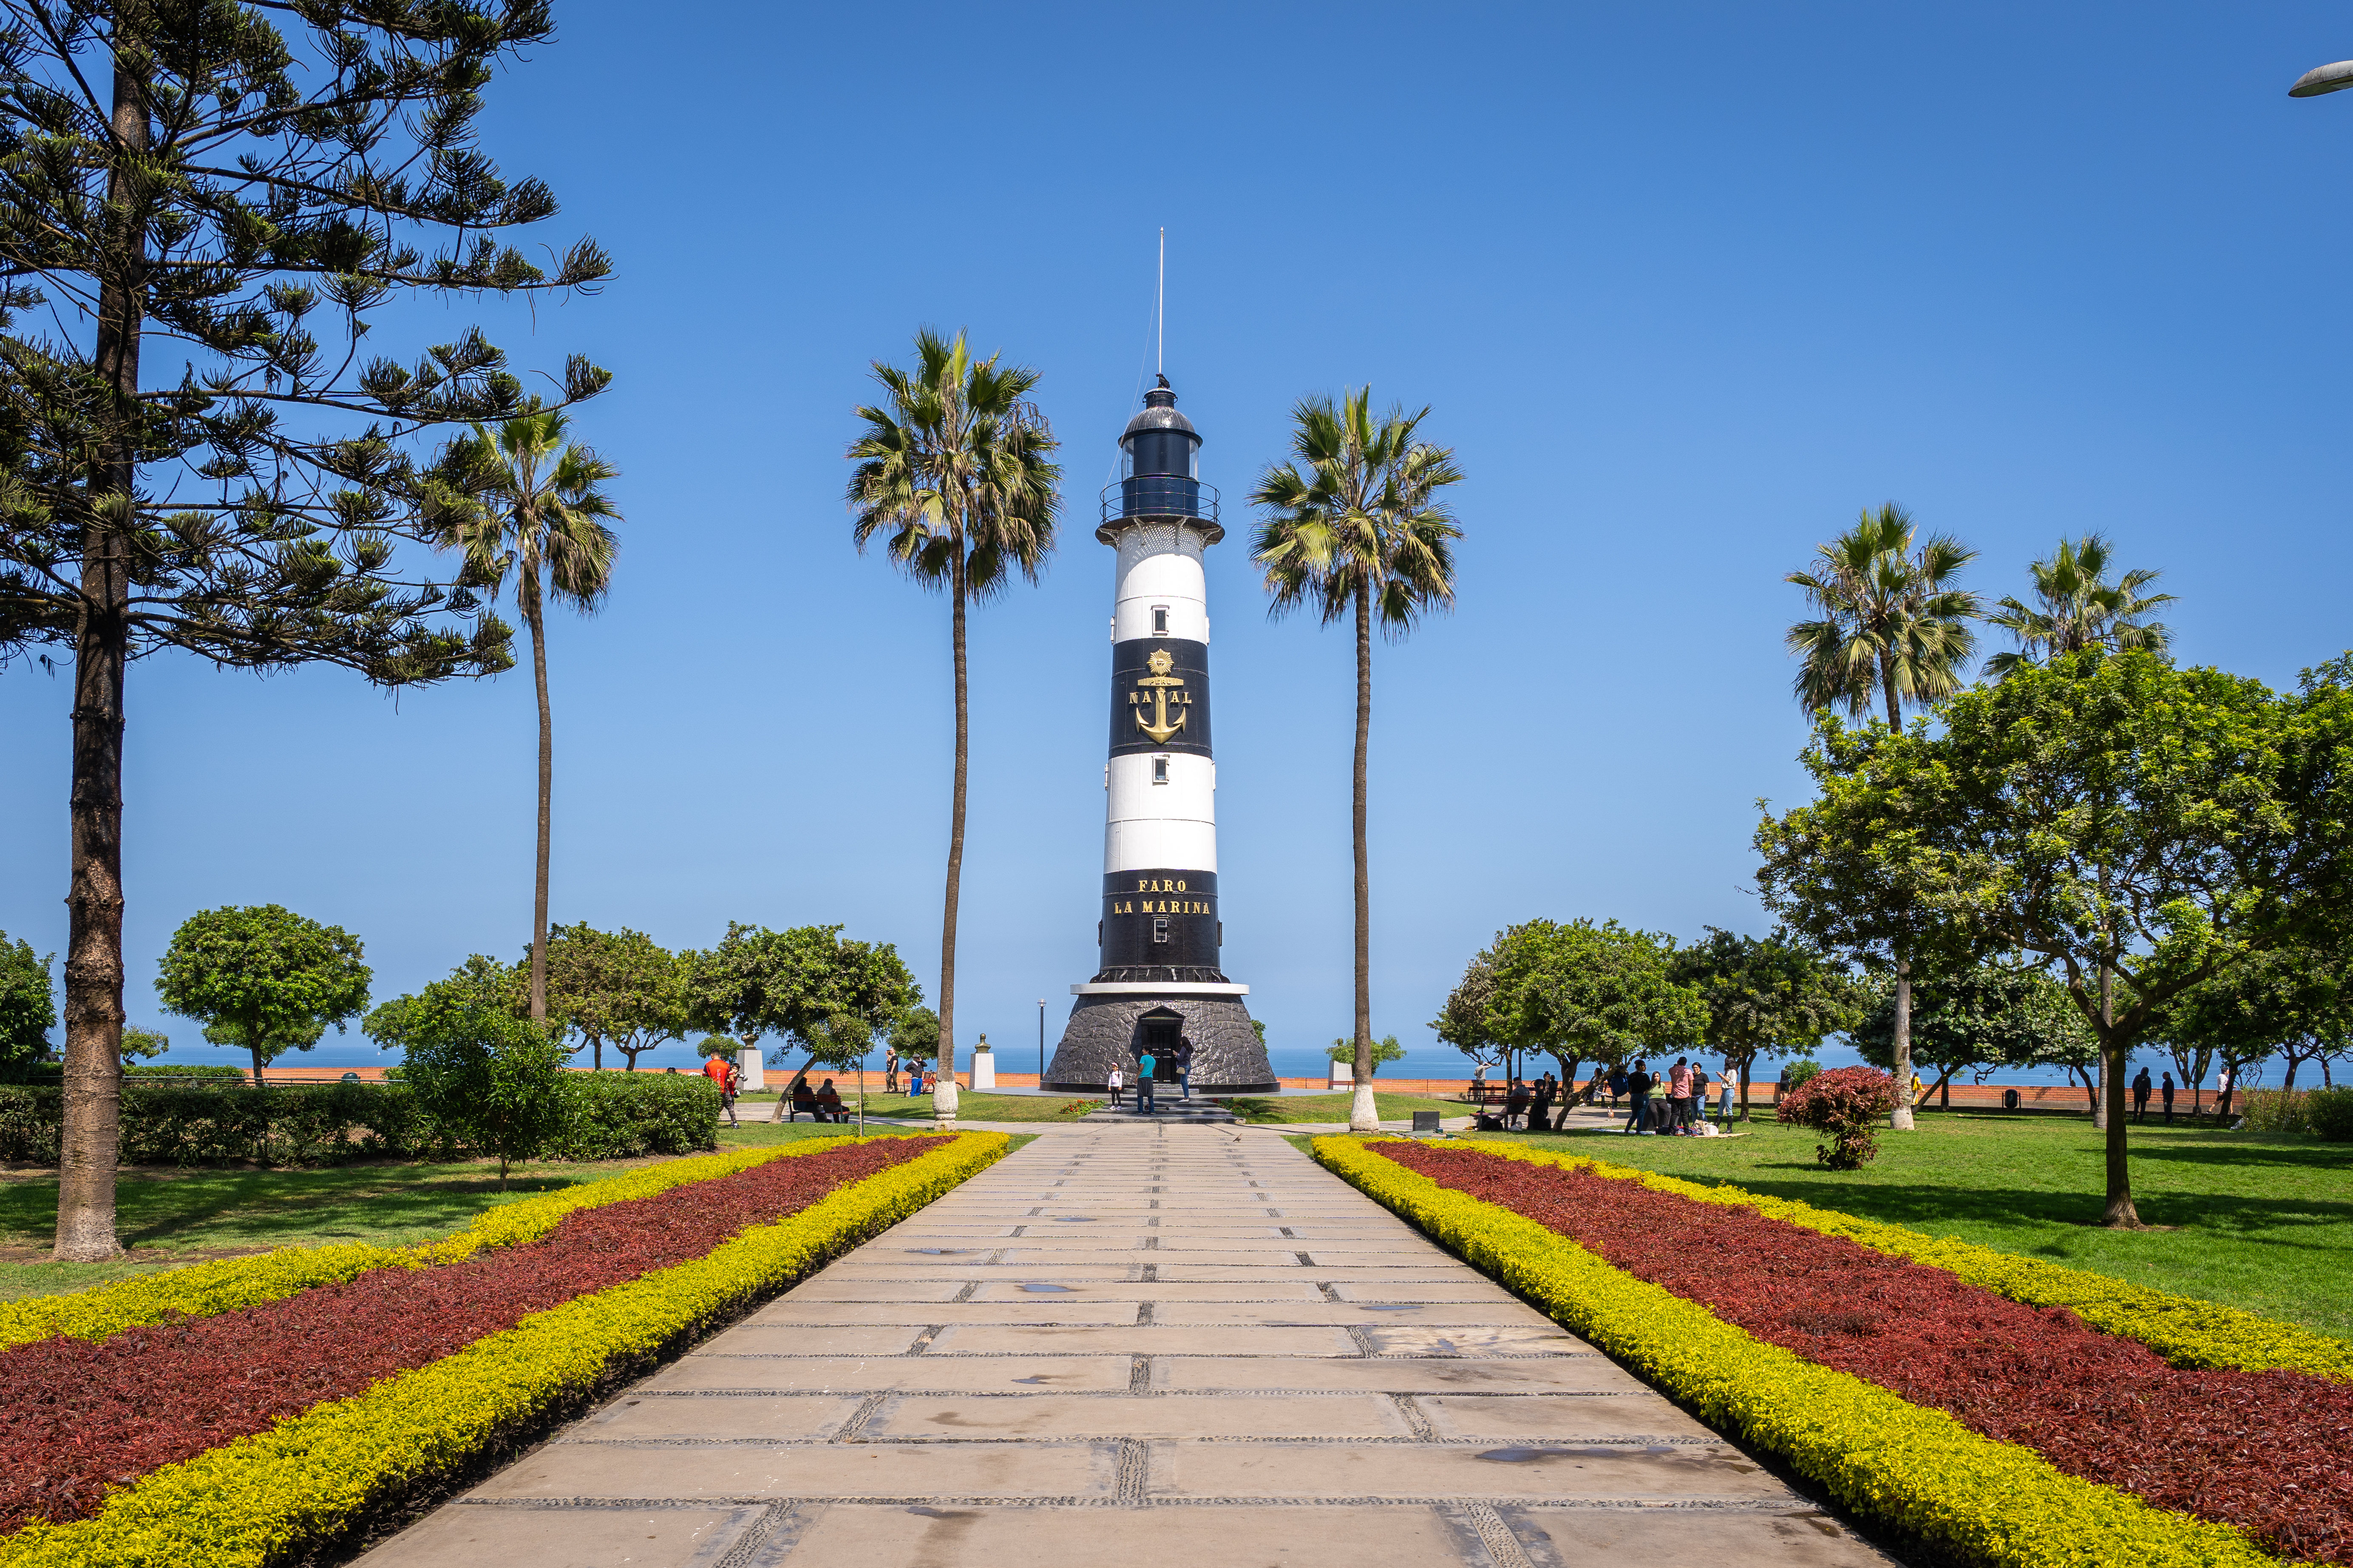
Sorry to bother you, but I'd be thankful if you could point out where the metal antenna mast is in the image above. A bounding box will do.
[1156,227,1165,376]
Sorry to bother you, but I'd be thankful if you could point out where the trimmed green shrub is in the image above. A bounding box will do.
[0,1074,718,1168]
[2308,1087,2353,1142]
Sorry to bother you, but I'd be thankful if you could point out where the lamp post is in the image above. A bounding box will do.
[2290,60,2353,98]
[1038,999,1046,1084]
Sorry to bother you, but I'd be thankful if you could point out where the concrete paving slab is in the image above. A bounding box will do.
[1508,1505,1892,1565]
[1359,1325,1590,1356]
[773,1502,1481,1566]
[578,1394,866,1441]
[925,1324,1361,1357]
[860,1391,1414,1440]
[695,1325,932,1356]
[641,1357,1135,1394]
[1420,1393,1719,1442]
[358,1503,765,1568]
[964,1280,1327,1302]
[746,1301,1145,1327]
[1151,1440,1783,1501]
[1146,1302,1560,1328]
[472,1441,1114,1501]
[1156,1356,1649,1395]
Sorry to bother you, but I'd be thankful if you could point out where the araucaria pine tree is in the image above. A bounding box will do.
[0,2,611,1260]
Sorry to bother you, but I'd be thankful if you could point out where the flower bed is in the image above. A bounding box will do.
[1315,1136,2295,1568]
[0,1141,844,1353]
[1444,1138,2353,1384]
[0,1131,1005,1568]
[1363,1138,2351,1566]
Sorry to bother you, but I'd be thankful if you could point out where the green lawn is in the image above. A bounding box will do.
[0,1129,867,1303]
[1459,1114,2353,1343]
[1218,1091,1468,1125]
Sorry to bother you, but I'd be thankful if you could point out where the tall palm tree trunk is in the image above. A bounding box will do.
[1880,664,1915,1132]
[1349,583,1378,1133]
[527,596,553,1025]
[55,49,150,1263]
[936,549,968,1122]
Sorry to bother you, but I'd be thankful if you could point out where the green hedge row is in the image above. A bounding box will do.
[0,1074,720,1168]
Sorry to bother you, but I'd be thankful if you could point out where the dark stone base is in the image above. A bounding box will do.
[1043,993,1276,1094]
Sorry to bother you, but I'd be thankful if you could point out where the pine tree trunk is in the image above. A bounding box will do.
[528,595,552,1025]
[1349,582,1378,1134]
[936,550,968,1125]
[55,43,151,1264]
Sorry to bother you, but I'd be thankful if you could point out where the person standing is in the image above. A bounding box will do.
[703,1051,738,1129]
[1667,1057,1692,1134]
[884,1050,899,1096]
[1108,1064,1125,1110]
[2132,1067,2152,1124]
[1607,1066,1626,1109]
[2215,1066,2235,1119]
[1687,1063,1709,1134]
[1624,1062,1653,1134]
[1717,1066,1735,1126]
[2160,1071,2176,1124]
[1136,1050,1157,1113]
[1178,1040,1194,1102]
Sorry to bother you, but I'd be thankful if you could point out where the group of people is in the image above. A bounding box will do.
[785,1076,854,1122]
[883,1052,939,1097]
[2129,1065,2235,1123]
[1106,1046,1191,1111]
[1607,1058,1734,1136]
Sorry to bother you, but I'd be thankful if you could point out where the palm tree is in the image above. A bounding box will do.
[847,328,1059,1124]
[1250,389,1463,1134]
[1785,502,1978,1132]
[1984,534,2174,679]
[1786,503,1979,730]
[435,405,621,1024]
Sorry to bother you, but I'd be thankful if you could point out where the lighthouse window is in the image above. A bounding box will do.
[1151,605,1168,634]
[1152,917,1171,944]
[1151,756,1169,784]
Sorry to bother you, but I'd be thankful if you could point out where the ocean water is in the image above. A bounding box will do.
[115,1030,2327,1093]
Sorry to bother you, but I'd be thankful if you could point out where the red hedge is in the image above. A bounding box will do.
[1382,1143,2353,1566]
[0,1138,942,1532]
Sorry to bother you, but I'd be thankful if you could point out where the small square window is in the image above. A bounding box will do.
[1151,756,1169,784]
[1152,917,1171,944]
[1151,606,1169,634]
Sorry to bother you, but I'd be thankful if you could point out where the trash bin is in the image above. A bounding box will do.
[2003,1088,2021,1111]
[1411,1110,1443,1134]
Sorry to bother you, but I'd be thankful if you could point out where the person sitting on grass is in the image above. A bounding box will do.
[816,1078,845,1123]
[788,1076,819,1121]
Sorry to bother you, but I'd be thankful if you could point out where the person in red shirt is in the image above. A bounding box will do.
[702,1052,738,1127]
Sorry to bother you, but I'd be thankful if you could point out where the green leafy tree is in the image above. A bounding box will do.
[365,954,522,1053]
[118,1025,167,1062]
[155,906,370,1088]
[542,923,686,1071]
[1984,534,2174,681]
[1771,651,2353,1226]
[1671,926,1862,1120]
[435,413,621,1022]
[846,329,1059,1113]
[0,932,55,1071]
[1251,388,1464,1132]
[1783,503,1979,1130]
[2151,945,2351,1104]
[688,923,918,1096]
[392,987,570,1189]
[888,1005,941,1073]
[1,0,608,1263]
[1851,961,2093,1109]
[1485,919,1706,1126]
[1326,1034,1405,1077]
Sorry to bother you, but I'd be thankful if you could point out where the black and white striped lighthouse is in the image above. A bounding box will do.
[1043,377,1278,1094]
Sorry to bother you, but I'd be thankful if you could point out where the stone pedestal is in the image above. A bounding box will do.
[971,1051,995,1090]
[1044,991,1276,1094]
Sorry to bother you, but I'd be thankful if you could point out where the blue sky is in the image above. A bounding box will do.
[6,3,2353,1083]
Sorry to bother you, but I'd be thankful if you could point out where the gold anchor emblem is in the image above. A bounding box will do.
[1133,646,1188,744]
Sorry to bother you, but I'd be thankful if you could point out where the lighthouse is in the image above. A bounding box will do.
[1043,377,1278,1095]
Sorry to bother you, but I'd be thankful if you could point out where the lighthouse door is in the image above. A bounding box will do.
[1136,1009,1182,1078]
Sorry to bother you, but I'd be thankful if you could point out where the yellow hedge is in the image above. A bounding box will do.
[1439,1137,2353,1384]
[0,1131,1006,1568]
[1315,1136,2289,1568]
[0,1137,882,1353]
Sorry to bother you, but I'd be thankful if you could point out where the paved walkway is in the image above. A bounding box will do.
[360,1127,1891,1568]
